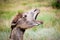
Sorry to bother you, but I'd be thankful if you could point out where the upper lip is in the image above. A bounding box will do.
[34,9,40,20]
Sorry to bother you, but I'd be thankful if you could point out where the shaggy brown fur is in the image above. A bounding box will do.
[11,13,23,30]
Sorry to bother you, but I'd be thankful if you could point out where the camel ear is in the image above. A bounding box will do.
[11,12,23,30]
[12,12,23,23]
[17,12,23,18]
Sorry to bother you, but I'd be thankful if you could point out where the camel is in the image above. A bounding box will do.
[9,9,43,40]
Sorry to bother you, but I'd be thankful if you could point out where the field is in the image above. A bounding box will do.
[0,0,60,40]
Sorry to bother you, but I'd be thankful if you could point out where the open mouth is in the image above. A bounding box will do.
[33,9,40,20]
[23,9,40,21]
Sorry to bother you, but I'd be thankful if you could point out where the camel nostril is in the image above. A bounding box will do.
[34,9,37,12]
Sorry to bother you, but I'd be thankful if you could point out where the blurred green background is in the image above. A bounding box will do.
[0,0,60,40]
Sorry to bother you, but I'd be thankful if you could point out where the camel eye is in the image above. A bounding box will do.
[24,15,27,17]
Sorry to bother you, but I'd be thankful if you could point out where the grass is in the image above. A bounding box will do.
[0,0,60,40]
[0,0,53,11]
[0,11,16,20]
[0,31,10,40]
[0,11,15,40]
[0,7,60,40]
